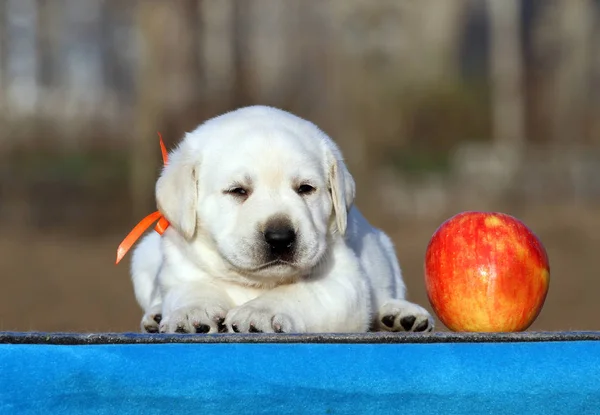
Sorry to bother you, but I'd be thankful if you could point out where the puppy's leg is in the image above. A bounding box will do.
[377,300,434,332]
[130,233,165,333]
[159,283,233,334]
[371,230,434,332]
[139,287,164,333]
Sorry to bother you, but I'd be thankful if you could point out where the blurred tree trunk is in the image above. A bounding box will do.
[0,0,6,109]
[132,0,202,219]
[551,0,593,144]
[594,6,600,145]
[161,0,202,127]
[36,0,61,118]
[132,0,170,220]
[5,0,39,115]
[414,0,468,84]
[35,0,53,85]
[487,0,526,148]
[231,0,252,108]
[198,0,234,104]
[532,0,594,145]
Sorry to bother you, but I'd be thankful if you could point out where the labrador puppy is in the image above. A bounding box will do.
[130,105,434,334]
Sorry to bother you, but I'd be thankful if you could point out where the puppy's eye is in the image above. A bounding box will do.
[227,187,248,196]
[297,184,316,195]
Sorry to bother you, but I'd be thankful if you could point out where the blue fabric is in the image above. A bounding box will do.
[1,341,599,414]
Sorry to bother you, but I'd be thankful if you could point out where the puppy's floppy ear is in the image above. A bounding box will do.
[155,147,199,240]
[327,149,356,236]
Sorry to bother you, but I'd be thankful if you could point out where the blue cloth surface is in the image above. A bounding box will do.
[1,340,599,414]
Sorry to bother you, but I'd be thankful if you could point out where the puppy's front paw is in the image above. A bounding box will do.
[141,307,163,333]
[378,299,435,332]
[225,302,304,333]
[159,303,229,334]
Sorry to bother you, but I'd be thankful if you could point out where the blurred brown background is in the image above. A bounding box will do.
[0,0,599,333]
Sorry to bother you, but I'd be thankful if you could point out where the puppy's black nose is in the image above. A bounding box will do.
[264,226,296,253]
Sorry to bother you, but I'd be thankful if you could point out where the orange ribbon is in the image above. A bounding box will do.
[115,132,171,265]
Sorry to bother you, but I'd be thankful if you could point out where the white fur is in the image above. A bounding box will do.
[130,106,433,334]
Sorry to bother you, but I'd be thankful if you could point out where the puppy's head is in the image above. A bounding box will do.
[156,106,355,281]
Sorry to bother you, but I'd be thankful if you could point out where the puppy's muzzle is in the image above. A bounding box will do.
[263,219,296,261]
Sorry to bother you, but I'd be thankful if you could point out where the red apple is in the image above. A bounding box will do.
[424,211,550,332]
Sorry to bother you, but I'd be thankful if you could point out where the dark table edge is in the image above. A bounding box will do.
[1,331,600,345]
